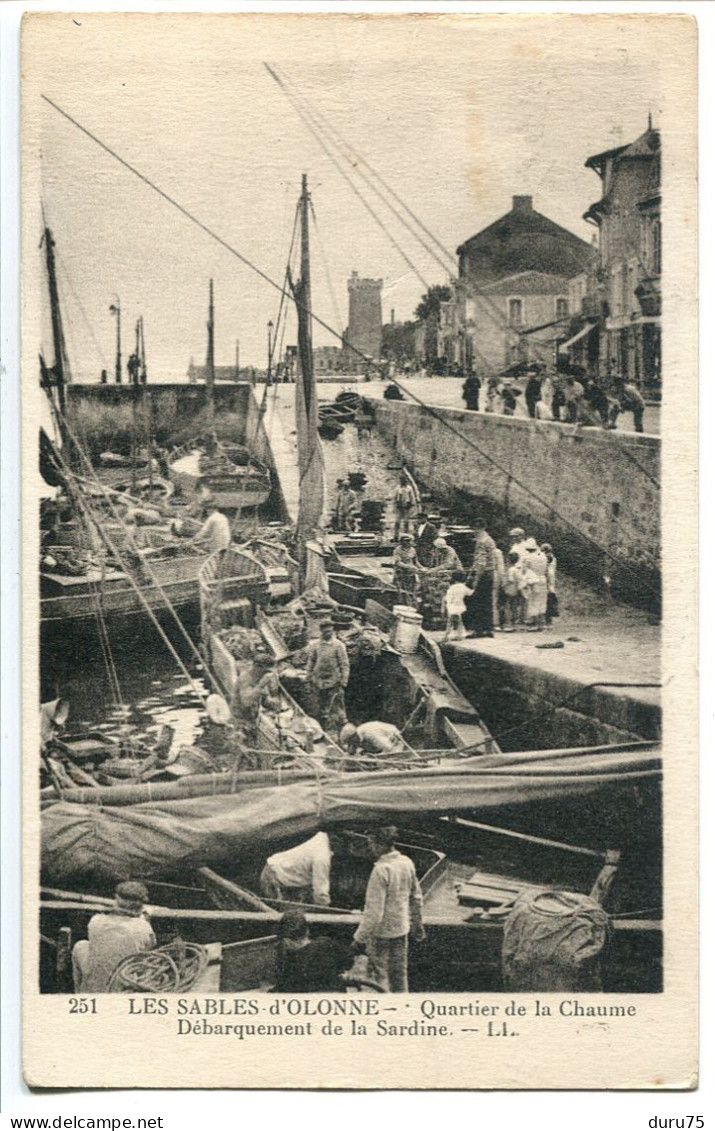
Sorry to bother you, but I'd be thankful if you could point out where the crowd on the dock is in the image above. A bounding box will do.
[460,367,646,433]
[380,362,647,433]
[391,474,557,639]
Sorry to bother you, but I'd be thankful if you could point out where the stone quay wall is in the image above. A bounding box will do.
[370,400,661,606]
[66,382,252,454]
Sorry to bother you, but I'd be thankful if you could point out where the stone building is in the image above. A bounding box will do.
[445,195,595,374]
[343,271,383,369]
[313,345,347,375]
[561,122,661,392]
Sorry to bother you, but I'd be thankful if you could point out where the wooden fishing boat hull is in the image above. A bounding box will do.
[40,568,203,631]
[39,898,662,994]
[169,449,271,510]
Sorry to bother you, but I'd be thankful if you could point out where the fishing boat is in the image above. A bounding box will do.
[168,439,271,512]
[39,777,663,993]
[168,282,271,511]
[38,234,218,635]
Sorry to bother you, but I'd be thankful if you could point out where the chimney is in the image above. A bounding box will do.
[512,195,533,214]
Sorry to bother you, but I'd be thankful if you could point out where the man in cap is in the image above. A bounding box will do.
[72,881,156,993]
[336,479,359,532]
[392,532,420,599]
[415,511,440,567]
[393,472,418,541]
[353,826,425,992]
[231,643,281,749]
[304,619,350,734]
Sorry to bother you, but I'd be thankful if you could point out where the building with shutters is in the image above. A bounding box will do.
[444,195,595,375]
[561,121,661,393]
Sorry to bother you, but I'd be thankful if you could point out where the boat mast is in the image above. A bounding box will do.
[139,316,153,492]
[43,226,68,420]
[292,173,324,561]
[206,278,215,425]
[131,318,141,493]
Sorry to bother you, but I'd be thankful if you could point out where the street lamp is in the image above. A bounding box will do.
[109,298,122,384]
[267,319,274,385]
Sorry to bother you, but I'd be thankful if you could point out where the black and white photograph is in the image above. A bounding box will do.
[19,9,697,1090]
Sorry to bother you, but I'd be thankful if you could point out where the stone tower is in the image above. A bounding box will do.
[345,271,383,364]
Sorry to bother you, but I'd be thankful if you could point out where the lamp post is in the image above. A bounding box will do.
[109,298,122,384]
[267,319,274,385]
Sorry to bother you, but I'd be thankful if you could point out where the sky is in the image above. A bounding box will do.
[25,11,667,377]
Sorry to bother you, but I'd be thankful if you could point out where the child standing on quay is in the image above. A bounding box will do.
[443,571,473,642]
[502,551,525,632]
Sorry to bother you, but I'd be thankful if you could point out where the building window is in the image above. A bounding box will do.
[556,297,569,319]
[508,298,523,327]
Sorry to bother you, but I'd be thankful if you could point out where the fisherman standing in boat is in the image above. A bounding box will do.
[71,881,156,993]
[335,479,358,532]
[304,618,350,734]
[353,826,425,992]
[393,472,418,542]
[392,533,420,600]
[231,643,281,752]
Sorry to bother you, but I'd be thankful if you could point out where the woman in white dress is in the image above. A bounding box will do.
[520,538,549,630]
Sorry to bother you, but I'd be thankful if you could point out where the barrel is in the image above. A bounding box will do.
[389,605,423,653]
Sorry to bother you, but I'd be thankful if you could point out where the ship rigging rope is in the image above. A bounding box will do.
[48,427,124,704]
[42,94,659,592]
[263,74,432,292]
[56,255,110,371]
[46,394,225,703]
[309,200,344,336]
[266,64,553,366]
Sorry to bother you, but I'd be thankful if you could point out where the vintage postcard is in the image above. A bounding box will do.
[22,11,697,1089]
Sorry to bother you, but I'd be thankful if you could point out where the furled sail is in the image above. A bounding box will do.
[292,174,325,551]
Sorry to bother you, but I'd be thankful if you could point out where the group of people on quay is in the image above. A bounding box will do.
[72,823,425,994]
[391,501,558,640]
[461,366,647,433]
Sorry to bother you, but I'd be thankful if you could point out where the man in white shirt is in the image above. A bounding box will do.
[192,505,231,554]
[353,826,425,992]
[72,881,156,993]
[260,831,337,907]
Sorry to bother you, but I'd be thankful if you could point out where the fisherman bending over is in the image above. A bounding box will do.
[340,721,407,760]
[260,830,342,907]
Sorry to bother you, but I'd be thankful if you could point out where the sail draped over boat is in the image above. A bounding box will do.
[41,745,661,886]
